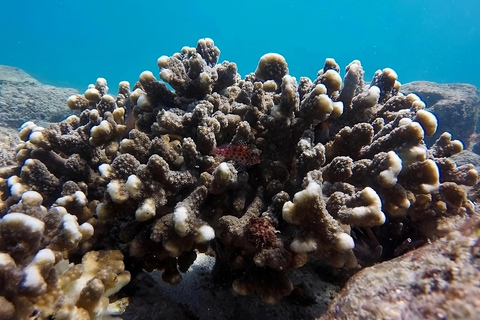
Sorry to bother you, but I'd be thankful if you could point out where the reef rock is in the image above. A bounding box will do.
[0,127,18,167]
[401,81,480,148]
[451,150,480,169]
[0,65,77,128]
[319,217,480,320]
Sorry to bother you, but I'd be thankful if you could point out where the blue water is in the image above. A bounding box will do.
[1,0,479,92]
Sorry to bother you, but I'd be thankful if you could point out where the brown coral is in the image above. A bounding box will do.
[0,38,477,310]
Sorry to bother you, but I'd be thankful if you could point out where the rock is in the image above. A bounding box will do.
[401,81,480,148]
[451,150,480,168]
[0,127,19,167]
[318,217,480,320]
[0,65,77,128]
[0,66,40,84]
[450,150,480,206]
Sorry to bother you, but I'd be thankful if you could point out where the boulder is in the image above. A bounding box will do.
[0,65,77,128]
[401,81,480,148]
[318,217,480,320]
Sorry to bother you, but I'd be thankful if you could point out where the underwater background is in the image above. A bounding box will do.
[1,1,480,319]
[1,0,479,91]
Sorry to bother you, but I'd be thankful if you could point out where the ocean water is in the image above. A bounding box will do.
[1,0,479,92]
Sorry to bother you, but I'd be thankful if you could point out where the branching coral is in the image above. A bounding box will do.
[0,38,477,310]
[0,190,128,319]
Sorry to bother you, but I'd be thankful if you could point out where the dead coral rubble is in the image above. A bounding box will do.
[0,38,477,314]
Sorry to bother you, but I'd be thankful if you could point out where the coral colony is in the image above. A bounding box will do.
[0,38,477,319]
